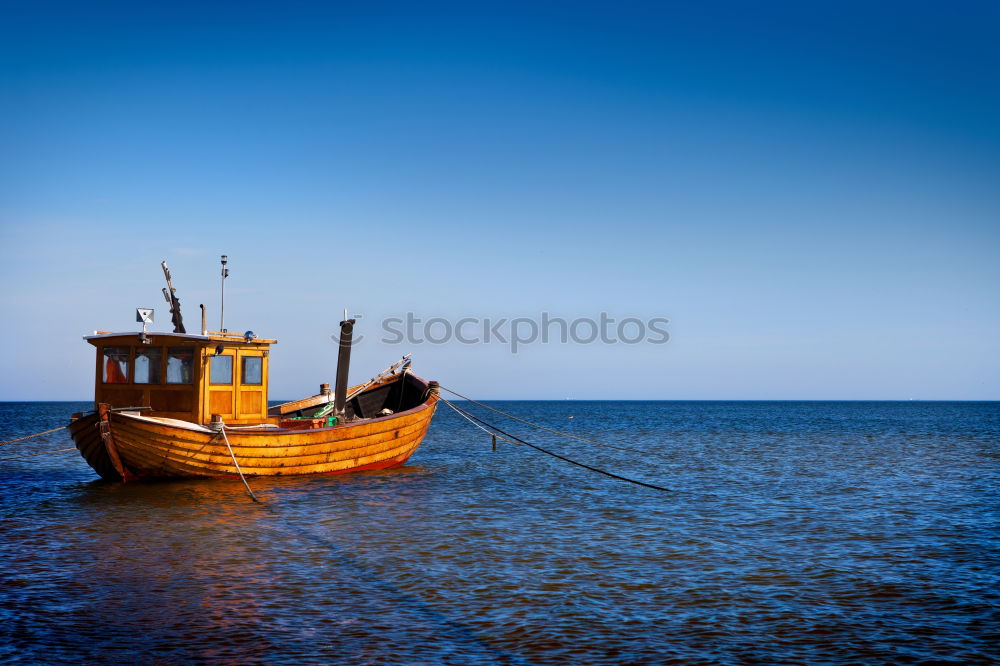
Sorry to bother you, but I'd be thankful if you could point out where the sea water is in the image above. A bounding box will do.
[1,400,997,663]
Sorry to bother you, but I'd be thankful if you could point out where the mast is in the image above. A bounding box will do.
[160,261,185,334]
[220,255,229,332]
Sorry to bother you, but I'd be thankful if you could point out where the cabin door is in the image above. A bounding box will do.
[236,350,266,422]
[207,350,237,421]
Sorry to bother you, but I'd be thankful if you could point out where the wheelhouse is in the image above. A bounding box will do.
[86,331,276,426]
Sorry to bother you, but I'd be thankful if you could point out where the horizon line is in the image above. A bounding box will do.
[2,398,998,404]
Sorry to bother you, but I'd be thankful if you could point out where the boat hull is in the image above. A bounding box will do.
[69,382,438,481]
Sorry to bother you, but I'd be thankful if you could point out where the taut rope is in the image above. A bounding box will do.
[212,420,259,503]
[438,386,650,455]
[0,426,68,448]
[439,397,672,493]
[1,447,76,460]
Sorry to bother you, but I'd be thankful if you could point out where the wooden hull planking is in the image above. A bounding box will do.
[69,379,438,481]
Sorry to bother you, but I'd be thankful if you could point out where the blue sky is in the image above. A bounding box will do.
[1,1,998,400]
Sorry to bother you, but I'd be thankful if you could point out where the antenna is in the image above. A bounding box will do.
[220,255,229,332]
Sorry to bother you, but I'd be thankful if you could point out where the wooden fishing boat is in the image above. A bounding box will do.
[68,262,438,481]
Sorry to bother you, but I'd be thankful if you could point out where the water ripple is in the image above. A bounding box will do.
[1,400,998,663]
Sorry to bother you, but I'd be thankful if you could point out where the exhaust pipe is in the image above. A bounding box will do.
[334,317,355,420]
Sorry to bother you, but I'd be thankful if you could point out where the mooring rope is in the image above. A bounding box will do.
[441,398,523,447]
[0,426,68,448]
[214,422,259,503]
[0,447,77,460]
[439,397,671,493]
[438,385,650,455]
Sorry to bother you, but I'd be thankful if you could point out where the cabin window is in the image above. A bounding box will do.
[134,347,162,384]
[210,355,233,385]
[102,347,130,384]
[166,348,194,384]
[242,357,262,385]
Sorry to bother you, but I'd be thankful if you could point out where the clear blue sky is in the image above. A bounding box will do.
[1,1,998,400]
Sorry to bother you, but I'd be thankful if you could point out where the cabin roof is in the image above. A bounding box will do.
[84,331,277,345]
